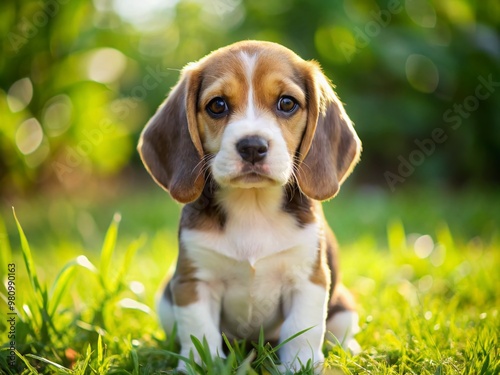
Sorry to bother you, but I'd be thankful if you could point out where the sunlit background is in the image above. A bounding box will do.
[1,0,498,192]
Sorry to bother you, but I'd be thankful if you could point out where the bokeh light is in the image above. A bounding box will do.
[406,54,439,93]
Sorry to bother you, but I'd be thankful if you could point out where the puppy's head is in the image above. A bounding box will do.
[138,41,361,203]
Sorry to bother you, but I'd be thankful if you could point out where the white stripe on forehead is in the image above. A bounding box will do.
[239,51,258,120]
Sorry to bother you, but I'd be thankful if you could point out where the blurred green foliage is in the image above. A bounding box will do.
[0,0,499,194]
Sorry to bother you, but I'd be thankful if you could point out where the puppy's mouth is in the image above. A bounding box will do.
[231,172,274,184]
[228,166,278,187]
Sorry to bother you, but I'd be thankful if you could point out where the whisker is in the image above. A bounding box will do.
[192,154,214,180]
[296,157,312,174]
[290,167,300,188]
[192,160,206,180]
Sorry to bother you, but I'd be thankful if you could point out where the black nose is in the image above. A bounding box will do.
[236,136,269,164]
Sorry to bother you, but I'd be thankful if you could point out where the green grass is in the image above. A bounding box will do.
[0,185,499,374]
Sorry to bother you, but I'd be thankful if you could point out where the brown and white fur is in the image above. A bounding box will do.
[138,40,362,372]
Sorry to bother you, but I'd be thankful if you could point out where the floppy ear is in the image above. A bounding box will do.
[296,63,361,201]
[137,68,205,203]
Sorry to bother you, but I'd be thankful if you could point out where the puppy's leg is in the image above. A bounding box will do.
[326,284,361,354]
[175,283,224,371]
[158,281,224,371]
[279,281,328,373]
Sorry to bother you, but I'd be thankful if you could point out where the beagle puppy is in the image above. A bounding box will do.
[138,40,362,372]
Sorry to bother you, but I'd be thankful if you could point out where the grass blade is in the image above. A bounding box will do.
[236,351,257,375]
[99,213,121,288]
[162,349,199,372]
[387,218,406,254]
[12,208,41,292]
[258,326,265,352]
[97,334,104,366]
[118,298,152,314]
[222,333,236,359]
[273,326,313,353]
[49,260,78,317]
[191,335,210,368]
[76,255,98,273]
[436,222,454,250]
[253,327,313,370]
[73,344,93,375]
[15,350,40,374]
[12,208,54,342]
[115,234,146,290]
[0,212,13,281]
[26,354,72,373]
[130,347,139,375]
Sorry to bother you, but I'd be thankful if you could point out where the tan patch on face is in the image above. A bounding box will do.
[171,241,199,306]
[194,54,249,153]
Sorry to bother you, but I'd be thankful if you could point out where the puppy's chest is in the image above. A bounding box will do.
[181,196,319,266]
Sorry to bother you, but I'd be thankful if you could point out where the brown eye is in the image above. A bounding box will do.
[277,96,298,114]
[206,97,229,118]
